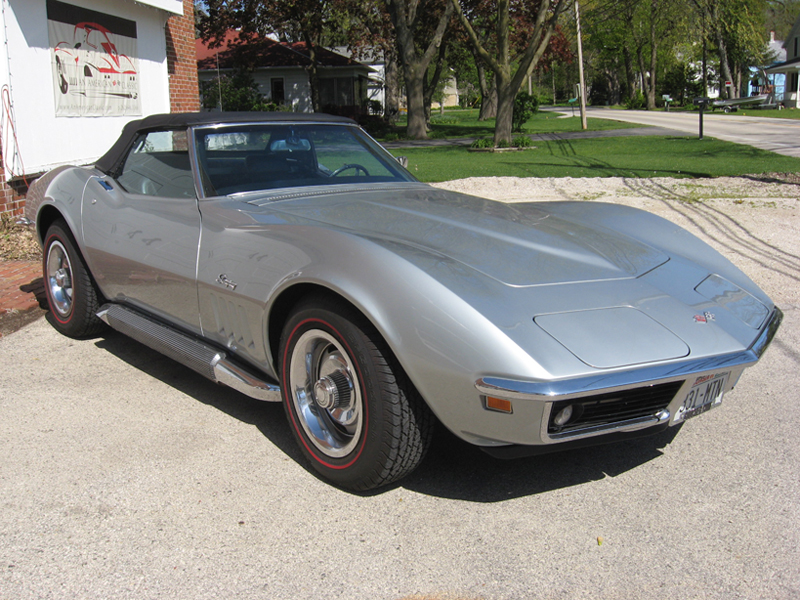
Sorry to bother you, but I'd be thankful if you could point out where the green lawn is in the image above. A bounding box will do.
[380,108,646,140]
[715,107,800,119]
[391,135,800,182]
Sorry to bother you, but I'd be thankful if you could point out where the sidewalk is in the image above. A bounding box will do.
[380,126,682,149]
[0,260,46,337]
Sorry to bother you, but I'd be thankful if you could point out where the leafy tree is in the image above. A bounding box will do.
[766,0,800,40]
[690,0,769,99]
[385,0,454,138]
[343,3,403,122]
[512,91,539,131]
[200,69,282,111]
[451,0,569,145]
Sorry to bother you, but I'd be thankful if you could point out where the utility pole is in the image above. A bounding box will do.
[574,0,587,130]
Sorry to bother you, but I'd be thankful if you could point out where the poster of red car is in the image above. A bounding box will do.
[47,0,141,117]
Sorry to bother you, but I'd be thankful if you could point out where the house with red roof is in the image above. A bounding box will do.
[196,31,374,115]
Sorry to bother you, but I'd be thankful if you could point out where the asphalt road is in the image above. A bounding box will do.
[578,107,800,158]
[1,188,799,599]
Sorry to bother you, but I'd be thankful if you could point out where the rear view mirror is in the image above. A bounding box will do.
[396,156,408,168]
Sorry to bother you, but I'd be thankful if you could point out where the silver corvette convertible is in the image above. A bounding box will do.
[25,112,782,490]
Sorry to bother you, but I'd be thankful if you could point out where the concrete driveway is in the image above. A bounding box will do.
[1,179,798,600]
[578,107,800,158]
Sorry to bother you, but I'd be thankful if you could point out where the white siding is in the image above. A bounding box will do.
[253,69,312,112]
[1,0,173,179]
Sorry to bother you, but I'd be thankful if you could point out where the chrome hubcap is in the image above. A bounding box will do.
[46,240,73,317]
[289,329,361,457]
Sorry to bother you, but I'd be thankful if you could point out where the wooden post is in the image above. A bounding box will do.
[575,0,588,130]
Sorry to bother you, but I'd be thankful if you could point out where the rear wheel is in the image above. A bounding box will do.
[279,297,433,491]
[43,220,104,338]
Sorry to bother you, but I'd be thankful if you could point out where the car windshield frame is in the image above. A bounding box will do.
[190,121,417,199]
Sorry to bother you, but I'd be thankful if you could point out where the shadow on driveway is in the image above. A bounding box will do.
[93,328,682,501]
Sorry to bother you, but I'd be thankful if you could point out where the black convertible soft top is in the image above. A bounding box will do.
[95,111,355,175]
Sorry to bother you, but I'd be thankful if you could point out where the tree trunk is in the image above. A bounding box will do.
[607,68,621,105]
[405,66,428,139]
[622,46,636,101]
[423,41,448,125]
[384,46,400,123]
[450,0,567,146]
[493,81,514,145]
[712,5,734,99]
[647,16,658,110]
[477,62,497,120]
[305,44,322,112]
[386,0,453,140]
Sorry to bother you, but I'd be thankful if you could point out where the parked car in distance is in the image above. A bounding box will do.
[25,112,782,490]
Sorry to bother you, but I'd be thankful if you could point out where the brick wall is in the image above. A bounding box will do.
[0,153,27,219]
[166,0,200,113]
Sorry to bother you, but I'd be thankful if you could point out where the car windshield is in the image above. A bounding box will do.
[193,123,416,197]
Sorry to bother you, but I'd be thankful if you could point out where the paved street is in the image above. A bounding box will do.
[1,179,798,600]
[577,107,800,157]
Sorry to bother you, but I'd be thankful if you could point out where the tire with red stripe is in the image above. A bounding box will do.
[279,296,433,491]
[43,220,104,338]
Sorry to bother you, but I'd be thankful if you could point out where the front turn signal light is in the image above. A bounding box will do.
[485,396,513,414]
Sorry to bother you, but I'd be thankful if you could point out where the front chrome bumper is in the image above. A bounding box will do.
[474,307,783,445]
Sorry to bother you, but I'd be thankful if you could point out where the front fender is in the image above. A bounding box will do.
[260,228,546,438]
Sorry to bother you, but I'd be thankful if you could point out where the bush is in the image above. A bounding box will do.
[470,137,494,149]
[512,91,539,132]
[201,70,270,112]
[513,135,534,148]
[357,115,394,137]
[625,91,646,110]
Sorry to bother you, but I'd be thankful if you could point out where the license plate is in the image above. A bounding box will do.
[678,372,729,422]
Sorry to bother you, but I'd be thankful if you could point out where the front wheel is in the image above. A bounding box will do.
[279,297,433,491]
[43,220,104,338]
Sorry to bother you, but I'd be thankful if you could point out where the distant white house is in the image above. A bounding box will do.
[329,46,460,114]
[196,32,374,115]
[765,14,800,108]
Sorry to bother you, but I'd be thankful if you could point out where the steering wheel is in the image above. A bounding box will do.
[331,163,370,177]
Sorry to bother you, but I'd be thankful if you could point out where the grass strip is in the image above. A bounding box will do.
[391,135,800,182]
[380,109,647,141]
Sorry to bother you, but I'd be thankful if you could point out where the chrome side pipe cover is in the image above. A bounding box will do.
[97,304,281,402]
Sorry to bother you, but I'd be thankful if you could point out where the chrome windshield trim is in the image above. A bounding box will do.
[476,307,782,402]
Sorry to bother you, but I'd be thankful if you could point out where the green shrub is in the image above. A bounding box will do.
[200,69,282,112]
[513,135,534,148]
[512,92,539,132]
[470,137,494,149]
[625,91,646,110]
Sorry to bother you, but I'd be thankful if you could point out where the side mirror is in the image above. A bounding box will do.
[396,156,408,169]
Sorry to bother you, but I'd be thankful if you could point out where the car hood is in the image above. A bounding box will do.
[246,184,669,286]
